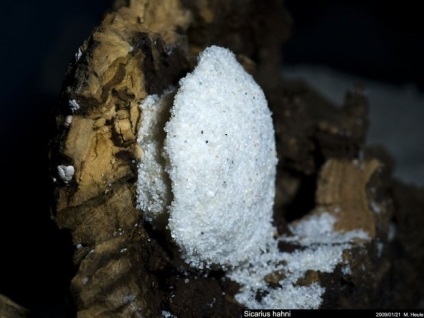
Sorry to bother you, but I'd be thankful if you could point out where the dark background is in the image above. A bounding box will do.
[0,1,114,316]
[0,1,422,316]
[283,0,423,90]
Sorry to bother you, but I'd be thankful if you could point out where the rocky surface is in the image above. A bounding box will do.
[47,0,424,316]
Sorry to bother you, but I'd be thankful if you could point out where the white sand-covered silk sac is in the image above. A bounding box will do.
[136,46,370,309]
[137,46,277,268]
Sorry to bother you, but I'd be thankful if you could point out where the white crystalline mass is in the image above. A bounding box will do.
[136,93,173,220]
[162,311,177,318]
[227,212,371,309]
[286,212,370,245]
[136,46,277,268]
[68,99,80,112]
[165,46,277,268]
[57,165,75,183]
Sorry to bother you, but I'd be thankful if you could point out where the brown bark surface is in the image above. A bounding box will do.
[0,294,28,318]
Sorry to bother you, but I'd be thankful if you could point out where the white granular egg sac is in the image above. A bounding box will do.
[136,45,277,268]
[135,46,372,310]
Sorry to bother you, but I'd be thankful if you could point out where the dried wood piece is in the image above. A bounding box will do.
[0,294,28,318]
[315,158,382,238]
[51,1,194,316]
